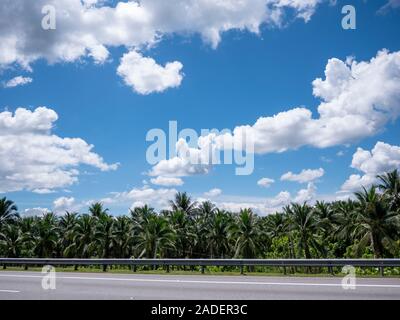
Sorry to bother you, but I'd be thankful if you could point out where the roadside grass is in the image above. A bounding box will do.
[1,265,399,278]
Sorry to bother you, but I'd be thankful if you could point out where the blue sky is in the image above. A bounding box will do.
[0,0,399,215]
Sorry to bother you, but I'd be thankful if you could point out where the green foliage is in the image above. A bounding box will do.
[0,170,399,261]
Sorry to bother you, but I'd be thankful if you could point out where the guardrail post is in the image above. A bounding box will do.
[240,265,244,275]
[166,265,170,273]
[131,264,137,273]
[201,265,205,274]
[380,266,384,277]
[328,266,334,276]
[24,264,28,271]
[283,266,287,275]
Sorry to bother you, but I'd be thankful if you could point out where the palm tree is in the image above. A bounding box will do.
[131,205,156,222]
[94,214,115,259]
[196,201,216,219]
[33,213,59,257]
[313,201,335,257]
[0,224,25,258]
[66,214,95,258]
[89,202,109,218]
[169,192,197,216]
[331,200,359,256]
[168,210,196,258]
[17,217,36,257]
[0,197,19,228]
[0,173,398,264]
[353,187,399,258]
[264,212,287,239]
[112,216,133,258]
[230,209,263,259]
[207,210,231,258]
[59,212,78,257]
[377,170,400,210]
[135,215,175,259]
[288,203,322,259]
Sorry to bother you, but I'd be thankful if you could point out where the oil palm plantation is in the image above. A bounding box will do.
[0,176,398,264]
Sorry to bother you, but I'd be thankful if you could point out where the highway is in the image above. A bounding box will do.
[0,271,399,300]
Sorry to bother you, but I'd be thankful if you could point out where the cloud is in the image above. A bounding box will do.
[0,0,324,70]
[245,50,400,153]
[117,51,184,94]
[293,182,317,203]
[53,196,79,214]
[22,207,51,217]
[257,177,275,188]
[150,176,184,186]
[204,188,222,197]
[281,168,324,183]
[3,76,33,88]
[212,182,318,215]
[32,188,55,194]
[81,182,320,216]
[0,107,118,193]
[105,185,178,210]
[149,138,211,177]
[341,141,400,192]
[148,50,400,177]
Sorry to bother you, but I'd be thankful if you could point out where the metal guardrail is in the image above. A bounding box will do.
[1,258,400,267]
[1,258,400,276]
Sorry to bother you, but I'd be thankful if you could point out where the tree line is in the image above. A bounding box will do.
[0,170,399,261]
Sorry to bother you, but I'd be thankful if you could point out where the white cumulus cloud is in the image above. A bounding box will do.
[257,177,275,188]
[0,107,118,193]
[117,51,184,94]
[148,50,400,178]
[53,196,77,213]
[281,168,324,183]
[204,188,222,198]
[341,142,400,192]
[0,0,324,70]
[150,176,184,186]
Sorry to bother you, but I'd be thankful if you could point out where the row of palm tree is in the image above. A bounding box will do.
[1,170,399,260]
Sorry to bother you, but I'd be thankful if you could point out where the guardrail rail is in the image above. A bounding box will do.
[1,258,400,276]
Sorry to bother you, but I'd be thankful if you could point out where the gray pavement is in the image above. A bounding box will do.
[0,271,400,300]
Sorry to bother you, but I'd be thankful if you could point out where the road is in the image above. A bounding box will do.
[0,271,400,300]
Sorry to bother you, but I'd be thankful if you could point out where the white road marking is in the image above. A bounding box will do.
[0,273,399,289]
[0,289,20,293]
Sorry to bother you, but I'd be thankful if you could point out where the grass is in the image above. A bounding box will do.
[1,265,399,278]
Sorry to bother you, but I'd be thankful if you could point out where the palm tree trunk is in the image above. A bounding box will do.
[371,233,383,258]
[304,241,312,273]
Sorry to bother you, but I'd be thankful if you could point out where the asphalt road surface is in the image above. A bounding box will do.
[0,271,399,300]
